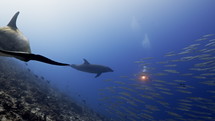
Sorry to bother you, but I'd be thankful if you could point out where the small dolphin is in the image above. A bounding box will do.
[0,11,70,66]
[70,59,113,78]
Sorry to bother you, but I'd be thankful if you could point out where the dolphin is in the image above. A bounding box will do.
[0,11,70,66]
[70,59,113,78]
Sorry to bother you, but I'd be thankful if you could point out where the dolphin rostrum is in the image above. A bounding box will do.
[0,11,70,66]
[70,59,113,78]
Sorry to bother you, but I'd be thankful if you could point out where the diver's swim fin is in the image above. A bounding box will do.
[0,49,70,66]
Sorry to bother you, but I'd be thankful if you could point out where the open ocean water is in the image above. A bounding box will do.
[0,0,215,121]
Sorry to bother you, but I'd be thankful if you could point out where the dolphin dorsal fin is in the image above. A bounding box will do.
[7,11,20,29]
[83,59,90,65]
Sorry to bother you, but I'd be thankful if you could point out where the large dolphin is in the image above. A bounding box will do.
[71,59,113,78]
[0,11,70,66]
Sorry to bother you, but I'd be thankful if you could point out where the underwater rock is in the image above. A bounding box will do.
[0,58,105,121]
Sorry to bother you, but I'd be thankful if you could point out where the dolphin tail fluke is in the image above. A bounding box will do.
[7,11,20,29]
[0,49,70,66]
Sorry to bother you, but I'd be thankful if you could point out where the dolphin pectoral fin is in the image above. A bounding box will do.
[95,73,102,78]
[0,49,70,66]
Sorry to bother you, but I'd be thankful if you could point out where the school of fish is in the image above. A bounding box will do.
[97,34,215,121]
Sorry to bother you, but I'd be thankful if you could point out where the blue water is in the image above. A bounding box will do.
[1,0,215,120]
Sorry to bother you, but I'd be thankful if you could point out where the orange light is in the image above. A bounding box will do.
[140,75,148,81]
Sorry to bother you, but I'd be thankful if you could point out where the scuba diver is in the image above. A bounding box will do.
[138,66,151,81]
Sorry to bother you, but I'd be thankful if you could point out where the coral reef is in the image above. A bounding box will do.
[0,58,105,121]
